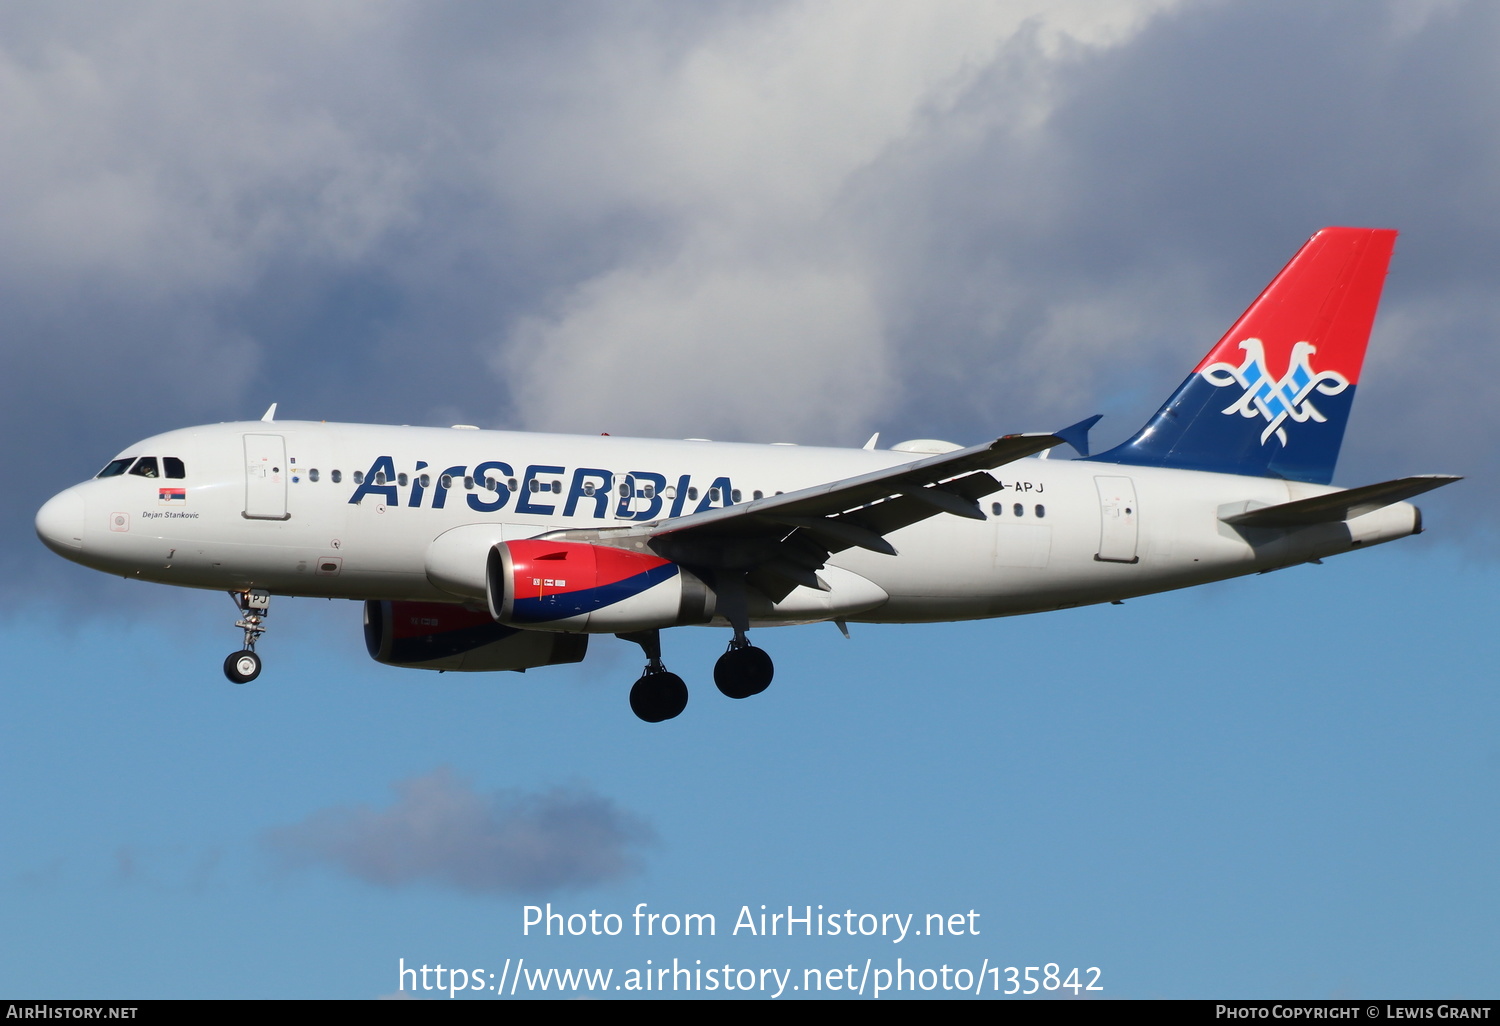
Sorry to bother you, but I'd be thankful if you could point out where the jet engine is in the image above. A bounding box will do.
[487,539,714,633]
[364,600,588,671]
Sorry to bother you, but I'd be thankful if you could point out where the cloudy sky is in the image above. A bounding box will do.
[4,0,1496,1000]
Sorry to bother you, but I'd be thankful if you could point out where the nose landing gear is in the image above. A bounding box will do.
[224,589,270,684]
[224,649,261,684]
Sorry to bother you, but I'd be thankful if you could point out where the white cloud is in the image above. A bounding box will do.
[488,1,1183,441]
[267,769,654,894]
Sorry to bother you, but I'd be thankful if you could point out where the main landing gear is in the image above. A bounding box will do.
[223,589,270,684]
[714,634,774,700]
[617,627,775,722]
[619,629,688,723]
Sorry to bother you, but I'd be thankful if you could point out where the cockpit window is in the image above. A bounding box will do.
[163,457,186,479]
[97,458,135,478]
[128,457,160,479]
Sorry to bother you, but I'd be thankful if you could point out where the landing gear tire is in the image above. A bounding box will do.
[630,671,688,722]
[224,649,261,684]
[714,645,773,699]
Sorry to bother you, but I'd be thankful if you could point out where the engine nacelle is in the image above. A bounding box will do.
[364,600,588,671]
[487,539,712,633]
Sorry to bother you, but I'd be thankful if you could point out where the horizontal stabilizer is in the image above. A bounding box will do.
[1221,475,1461,528]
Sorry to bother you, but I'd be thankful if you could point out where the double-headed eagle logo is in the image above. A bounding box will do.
[1201,339,1350,446]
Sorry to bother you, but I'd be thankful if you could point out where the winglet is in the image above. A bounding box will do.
[1055,414,1103,458]
[261,403,278,423]
[863,432,880,451]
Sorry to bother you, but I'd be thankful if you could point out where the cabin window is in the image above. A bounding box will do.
[688,487,699,501]
[1035,504,1045,518]
[375,471,386,485]
[731,489,742,503]
[583,483,596,497]
[97,458,134,478]
[353,471,364,484]
[991,502,1003,516]
[309,469,320,483]
[528,479,539,493]
[397,473,408,487]
[163,457,186,479]
[507,478,518,492]
[331,470,342,484]
[1013,503,1024,517]
[440,475,452,489]
[709,487,720,502]
[644,484,656,499]
[464,476,474,490]
[129,457,160,479]
[753,490,763,500]
[551,480,561,493]
[619,483,630,497]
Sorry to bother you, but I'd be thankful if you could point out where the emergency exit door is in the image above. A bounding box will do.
[243,434,290,520]
[1094,476,1139,563]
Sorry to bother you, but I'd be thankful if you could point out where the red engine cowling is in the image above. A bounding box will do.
[487,539,712,633]
[364,600,588,671]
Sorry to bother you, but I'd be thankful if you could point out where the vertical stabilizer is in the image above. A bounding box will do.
[1090,227,1397,484]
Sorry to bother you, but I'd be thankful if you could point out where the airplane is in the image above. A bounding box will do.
[35,227,1459,722]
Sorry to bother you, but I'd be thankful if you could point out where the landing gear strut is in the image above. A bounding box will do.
[224,589,269,684]
[618,629,688,723]
[709,572,774,701]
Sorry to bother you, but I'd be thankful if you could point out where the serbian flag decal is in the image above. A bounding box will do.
[158,487,186,504]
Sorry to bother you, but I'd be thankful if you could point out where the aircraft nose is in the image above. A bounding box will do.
[36,487,86,554]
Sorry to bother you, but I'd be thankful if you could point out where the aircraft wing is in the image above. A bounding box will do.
[539,432,1061,600]
[646,433,1062,598]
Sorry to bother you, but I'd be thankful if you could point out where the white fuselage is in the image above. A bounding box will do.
[36,420,1421,627]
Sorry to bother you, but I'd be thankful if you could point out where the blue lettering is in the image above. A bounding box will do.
[694,476,734,514]
[517,465,563,515]
[349,457,750,522]
[564,468,614,518]
[431,465,467,509]
[467,461,515,513]
[407,460,430,507]
[349,456,399,506]
[616,471,666,521]
[669,474,692,518]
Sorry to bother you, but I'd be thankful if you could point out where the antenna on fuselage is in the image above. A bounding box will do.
[261,403,278,423]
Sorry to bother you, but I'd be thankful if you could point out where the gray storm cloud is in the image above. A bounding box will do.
[267,769,653,894]
[7,0,1496,604]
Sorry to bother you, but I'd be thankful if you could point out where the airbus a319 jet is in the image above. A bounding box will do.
[36,228,1458,721]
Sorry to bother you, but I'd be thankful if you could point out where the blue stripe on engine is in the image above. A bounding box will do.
[511,562,680,623]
